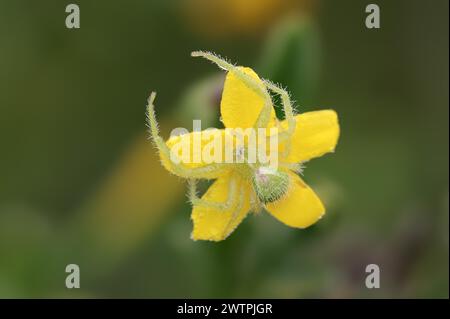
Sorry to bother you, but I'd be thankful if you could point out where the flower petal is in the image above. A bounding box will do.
[280,110,340,163]
[220,67,276,128]
[266,172,325,228]
[161,129,232,179]
[191,174,251,241]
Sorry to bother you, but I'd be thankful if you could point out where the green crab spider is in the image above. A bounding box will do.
[147,52,301,213]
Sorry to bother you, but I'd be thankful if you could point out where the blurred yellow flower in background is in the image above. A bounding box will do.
[181,0,315,38]
[77,130,184,267]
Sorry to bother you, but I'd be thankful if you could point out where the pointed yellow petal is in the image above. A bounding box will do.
[220,67,276,128]
[266,172,325,228]
[191,175,251,241]
[280,110,340,163]
[160,129,232,179]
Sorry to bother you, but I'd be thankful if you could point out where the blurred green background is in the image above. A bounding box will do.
[0,0,448,298]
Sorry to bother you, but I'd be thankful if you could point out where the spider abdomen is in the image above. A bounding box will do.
[252,167,290,204]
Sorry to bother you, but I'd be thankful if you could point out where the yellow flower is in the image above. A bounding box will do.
[147,51,339,241]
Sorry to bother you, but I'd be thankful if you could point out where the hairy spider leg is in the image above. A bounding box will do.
[187,175,238,211]
[146,92,231,179]
[263,80,297,159]
[191,51,274,129]
[222,181,247,237]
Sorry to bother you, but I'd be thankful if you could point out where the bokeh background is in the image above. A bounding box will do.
[0,0,448,298]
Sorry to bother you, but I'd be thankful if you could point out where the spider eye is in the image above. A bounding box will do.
[252,167,290,204]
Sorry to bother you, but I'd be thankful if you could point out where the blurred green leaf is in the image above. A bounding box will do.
[258,15,321,114]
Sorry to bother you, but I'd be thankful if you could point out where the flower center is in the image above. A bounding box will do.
[252,167,290,204]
